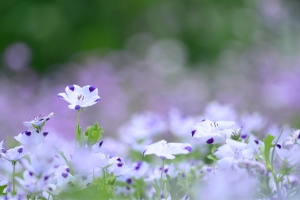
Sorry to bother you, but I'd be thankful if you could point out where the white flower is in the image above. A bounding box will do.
[214,139,253,170]
[14,130,48,147]
[1,144,27,162]
[58,85,100,110]
[23,112,55,131]
[108,157,131,176]
[191,119,235,144]
[282,130,300,150]
[142,140,192,159]
[16,171,50,194]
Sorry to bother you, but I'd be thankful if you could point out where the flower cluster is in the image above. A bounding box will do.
[0,85,300,200]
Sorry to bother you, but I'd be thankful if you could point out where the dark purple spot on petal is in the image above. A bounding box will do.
[206,168,212,172]
[298,133,300,139]
[39,119,44,121]
[117,163,123,167]
[142,150,146,156]
[241,134,248,139]
[46,118,49,121]
[44,176,49,181]
[43,132,48,137]
[95,99,101,102]
[160,156,166,159]
[2,149,6,153]
[62,172,68,178]
[135,162,142,170]
[48,187,53,191]
[126,178,132,184]
[68,85,74,92]
[25,131,31,136]
[18,148,23,153]
[117,158,121,162]
[99,141,103,147]
[185,195,190,200]
[206,138,214,144]
[164,168,169,173]
[36,130,39,133]
[191,130,196,137]
[58,95,64,99]
[29,172,33,176]
[126,186,130,190]
[89,86,96,93]
[75,105,81,110]
[276,144,281,149]
[182,173,186,178]
[255,140,259,145]
[184,146,192,152]
[201,119,206,122]
[65,168,70,173]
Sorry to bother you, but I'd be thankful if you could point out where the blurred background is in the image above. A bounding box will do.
[1,0,300,140]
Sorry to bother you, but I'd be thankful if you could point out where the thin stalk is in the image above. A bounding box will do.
[160,159,165,199]
[272,170,283,200]
[75,110,81,149]
[12,161,16,196]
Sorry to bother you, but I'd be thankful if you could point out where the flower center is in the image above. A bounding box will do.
[77,94,85,101]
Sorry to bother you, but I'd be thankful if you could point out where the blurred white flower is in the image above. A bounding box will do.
[14,130,48,147]
[191,119,235,144]
[23,112,55,131]
[108,157,131,176]
[58,85,100,110]
[143,140,192,159]
[1,144,27,162]
[214,139,253,170]
[168,108,200,138]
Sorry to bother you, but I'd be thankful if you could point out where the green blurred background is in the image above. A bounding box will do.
[0,0,262,73]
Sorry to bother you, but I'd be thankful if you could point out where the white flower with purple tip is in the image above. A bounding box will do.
[58,85,100,110]
[1,144,27,162]
[108,157,131,176]
[191,119,235,144]
[142,140,192,159]
[91,140,104,153]
[16,171,50,194]
[14,130,48,147]
[23,112,55,131]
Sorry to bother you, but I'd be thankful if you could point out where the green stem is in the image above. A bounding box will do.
[12,161,16,196]
[272,170,282,200]
[75,110,81,149]
[160,159,165,199]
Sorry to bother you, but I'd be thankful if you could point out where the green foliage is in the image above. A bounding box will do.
[84,122,104,147]
[76,122,104,148]
[153,179,162,200]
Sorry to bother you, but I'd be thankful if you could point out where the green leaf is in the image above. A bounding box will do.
[84,122,104,147]
[263,134,275,171]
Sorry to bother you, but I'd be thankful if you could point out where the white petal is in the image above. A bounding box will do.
[143,140,167,157]
[226,139,247,150]
[65,85,78,100]
[81,95,101,107]
[82,85,99,101]
[242,149,254,160]
[215,144,234,159]
[167,143,192,155]
[217,157,235,170]
[215,121,235,130]
[194,119,214,129]
[58,93,74,104]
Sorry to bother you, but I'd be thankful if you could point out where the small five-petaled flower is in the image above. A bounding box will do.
[58,85,101,110]
[143,140,192,159]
